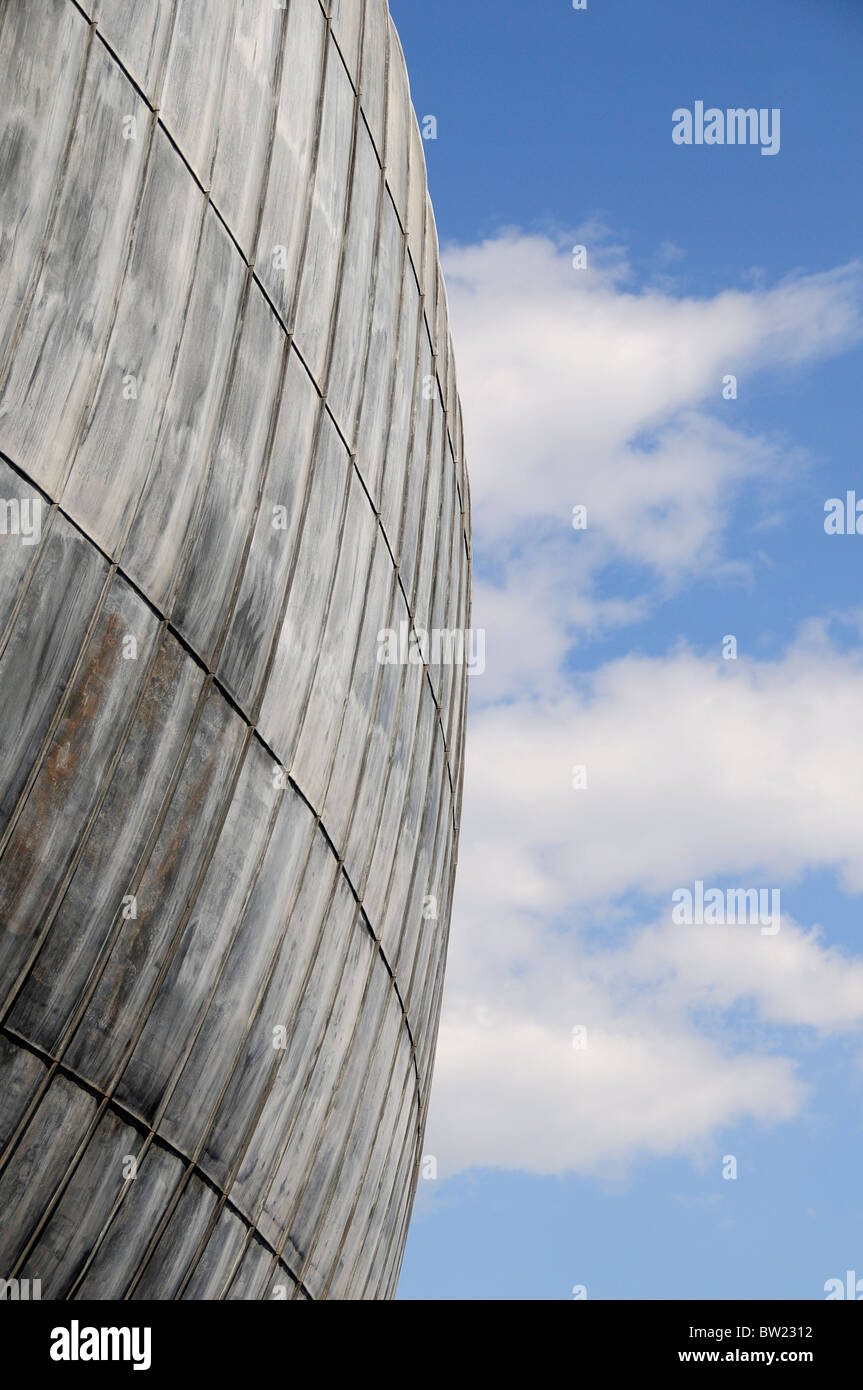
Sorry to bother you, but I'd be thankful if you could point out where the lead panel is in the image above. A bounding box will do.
[0,1074,97,1274]
[0,575,160,993]
[159,0,234,189]
[121,210,246,611]
[258,412,351,766]
[114,739,282,1126]
[62,688,247,1091]
[0,43,149,493]
[71,1140,183,1300]
[129,1173,220,1301]
[0,516,108,845]
[159,786,318,1160]
[62,127,204,556]
[217,346,321,717]
[94,0,176,101]
[201,847,349,1198]
[209,1,284,256]
[292,39,356,384]
[170,286,286,667]
[254,0,327,328]
[20,1107,140,1299]
[0,0,88,371]
[7,633,206,1056]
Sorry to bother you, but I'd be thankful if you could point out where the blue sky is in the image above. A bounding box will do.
[390,0,863,1300]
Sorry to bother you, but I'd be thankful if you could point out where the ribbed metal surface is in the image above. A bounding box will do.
[0,0,470,1300]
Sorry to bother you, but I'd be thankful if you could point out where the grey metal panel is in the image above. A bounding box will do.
[361,656,425,924]
[360,0,389,162]
[285,968,400,1297]
[408,844,455,1087]
[122,210,246,610]
[378,687,439,967]
[427,417,454,708]
[254,0,327,327]
[356,1088,419,1297]
[440,447,467,743]
[159,785,318,1158]
[70,1142,184,1300]
[320,536,395,851]
[328,0,364,86]
[0,0,88,368]
[435,262,450,416]
[0,1074,97,1271]
[379,247,421,553]
[0,0,469,1301]
[0,461,46,632]
[376,1104,425,1297]
[0,513,108,836]
[0,41,149,493]
[413,394,445,642]
[447,504,471,753]
[392,733,449,998]
[62,126,205,555]
[199,841,348,1195]
[0,577,161,989]
[0,1034,46,1150]
[446,332,459,474]
[171,288,285,665]
[7,631,207,1053]
[398,334,434,606]
[209,0,284,257]
[293,37,355,384]
[384,21,410,226]
[339,568,407,882]
[310,995,410,1290]
[255,911,378,1255]
[129,1174,220,1301]
[423,193,440,356]
[325,115,381,446]
[218,346,320,713]
[354,191,403,507]
[20,1107,135,1299]
[224,1237,283,1301]
[325,1054,416,1297]
[93,0,175,101]
[179,1204,250,1301]
[159,0,234,189]
[257,411,351,763]
[61,688,247,1088]
[113,738,282,1124]
[290,471,376,811]
[407,112,427,292]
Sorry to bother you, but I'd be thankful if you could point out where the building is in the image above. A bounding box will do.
[0,0,469,1300]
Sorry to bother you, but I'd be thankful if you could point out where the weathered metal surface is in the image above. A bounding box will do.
[0,0,470,1301]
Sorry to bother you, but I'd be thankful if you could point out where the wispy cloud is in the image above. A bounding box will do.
[426,233,863,1179]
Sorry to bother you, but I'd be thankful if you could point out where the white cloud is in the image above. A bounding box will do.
[445,233,862,565]
[625,917,863,1033]
[462,634,863,913]
[429,634,863,1176]
[431,1011,805,1178]
[425,234,863,1180]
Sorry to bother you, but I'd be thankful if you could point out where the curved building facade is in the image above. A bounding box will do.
[0,0,469,1299]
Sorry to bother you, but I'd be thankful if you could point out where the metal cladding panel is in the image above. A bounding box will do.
[0,0,470,1300]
